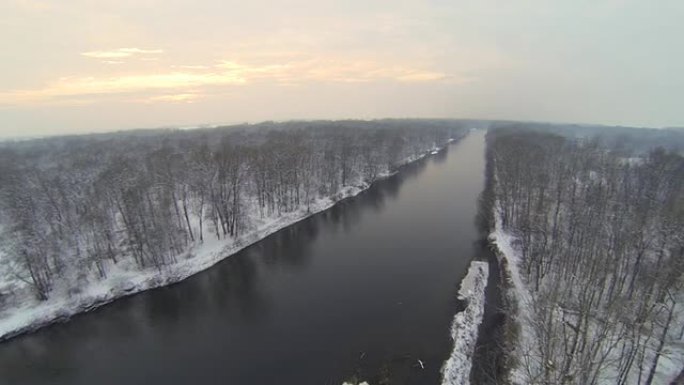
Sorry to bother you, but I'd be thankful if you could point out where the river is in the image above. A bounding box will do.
[0,130,487,385]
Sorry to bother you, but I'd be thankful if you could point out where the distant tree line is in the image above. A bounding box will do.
[0,120,465,303]
[489,122,684,156]
[489,128,684,384]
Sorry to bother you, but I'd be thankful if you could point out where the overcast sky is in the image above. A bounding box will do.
[1,0,682,137]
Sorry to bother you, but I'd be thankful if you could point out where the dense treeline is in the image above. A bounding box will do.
[489,122,684,155]
[489,128,684,384]
[0,120,464,305]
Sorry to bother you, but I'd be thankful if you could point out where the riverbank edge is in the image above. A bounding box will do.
[487,226,523,385]
[471,129,517,385]
[441,260,490,385]
[0,135,465,343]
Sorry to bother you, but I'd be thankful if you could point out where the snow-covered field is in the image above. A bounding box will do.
[0,147,446,342]
[441,260,489,385]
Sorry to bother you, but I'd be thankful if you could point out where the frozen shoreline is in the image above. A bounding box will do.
[441,260,489,385]
[0,142,455,342]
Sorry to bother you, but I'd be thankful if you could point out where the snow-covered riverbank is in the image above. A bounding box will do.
[0,142,456,342]
[488,208,539,385]
[441,260,489,385]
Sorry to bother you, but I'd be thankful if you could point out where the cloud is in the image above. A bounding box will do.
[9,0,54,12]
[212,56,457,85]
[81,48,164,59]
[0,71,245,105]
[0,54,460,106]
[173,65,211,70]
[143,93,201,103]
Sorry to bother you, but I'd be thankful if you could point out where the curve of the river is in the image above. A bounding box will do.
[0,131,486,385]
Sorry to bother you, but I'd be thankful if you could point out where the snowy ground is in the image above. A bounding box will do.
[488,207,540,385]
[0,146,449,342]
[441,260,489,385]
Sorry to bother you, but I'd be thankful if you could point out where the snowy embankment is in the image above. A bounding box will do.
[488,207,539,385]
[441,261,489,385]
[0,145,451,342]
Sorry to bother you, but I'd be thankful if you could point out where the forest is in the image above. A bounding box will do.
[0,119,465,338]
[487,127,684,384]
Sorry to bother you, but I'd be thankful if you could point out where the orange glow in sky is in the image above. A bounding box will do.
[1,0,683,137]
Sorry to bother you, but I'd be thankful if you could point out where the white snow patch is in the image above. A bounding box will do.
[441,260,489,385]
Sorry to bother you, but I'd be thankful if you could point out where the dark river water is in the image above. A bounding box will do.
[0,131,486,385]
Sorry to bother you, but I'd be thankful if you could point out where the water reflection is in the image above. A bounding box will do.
[260,223,317,269]
[432,148,449,164]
